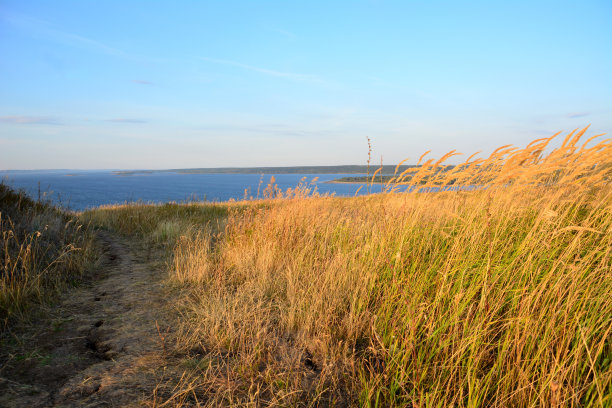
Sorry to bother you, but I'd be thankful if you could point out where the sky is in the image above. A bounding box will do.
[0,0,610,170]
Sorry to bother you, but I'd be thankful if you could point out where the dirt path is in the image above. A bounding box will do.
[0,231,174,407]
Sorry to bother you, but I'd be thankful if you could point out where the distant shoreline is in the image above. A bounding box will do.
[326,175,401,184]
[113,165,419,176]
[326,179,387,184]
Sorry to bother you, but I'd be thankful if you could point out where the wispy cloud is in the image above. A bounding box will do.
[105,118,148,124]
[3,11,141,60]
[0,116,62,125]
[131,79,153,85]
[567,112,590,119]
[264,26,296,39]
[199,57,324,84]
[196,123,337,138]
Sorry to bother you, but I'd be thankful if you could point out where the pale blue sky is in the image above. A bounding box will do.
[1,0,610,169]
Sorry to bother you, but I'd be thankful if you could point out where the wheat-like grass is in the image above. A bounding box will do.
[83,127,611,406]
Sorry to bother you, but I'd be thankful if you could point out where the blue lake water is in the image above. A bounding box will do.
[1,171,384,212]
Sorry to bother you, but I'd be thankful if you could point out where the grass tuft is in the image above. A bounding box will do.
[0,183,97,330]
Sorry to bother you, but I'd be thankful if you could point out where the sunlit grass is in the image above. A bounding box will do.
[82,127,611,406]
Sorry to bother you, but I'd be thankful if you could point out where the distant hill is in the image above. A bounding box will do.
[328,175,398,184]
[114,165,420,176]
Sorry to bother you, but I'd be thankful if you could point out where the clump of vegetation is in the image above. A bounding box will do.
[80,202,233,244]
[82,127,611,406]
[0,183,97,329]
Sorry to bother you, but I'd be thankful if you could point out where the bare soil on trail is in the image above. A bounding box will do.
[0,231,176,407]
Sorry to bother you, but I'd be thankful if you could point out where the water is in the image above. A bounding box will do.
[1,170,384,212]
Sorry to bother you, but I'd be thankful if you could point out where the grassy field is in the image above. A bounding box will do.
[76,127,611,406]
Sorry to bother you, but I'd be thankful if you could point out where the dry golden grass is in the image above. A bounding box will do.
[84,127,611,406]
